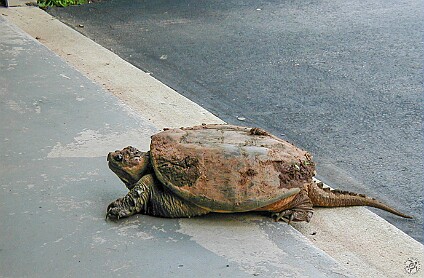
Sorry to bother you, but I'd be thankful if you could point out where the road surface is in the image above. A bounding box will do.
[48,0,423,242]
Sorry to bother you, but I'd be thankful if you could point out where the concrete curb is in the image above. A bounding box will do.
[1,6,223,129]
[2,6,422,277]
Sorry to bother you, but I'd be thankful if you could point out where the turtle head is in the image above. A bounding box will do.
[107,146,151,190]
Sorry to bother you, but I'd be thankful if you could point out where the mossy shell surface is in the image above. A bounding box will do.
[150,124,315,212]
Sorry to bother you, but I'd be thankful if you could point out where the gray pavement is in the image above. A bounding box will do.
[47,0,424,243]
[0,15,355,277]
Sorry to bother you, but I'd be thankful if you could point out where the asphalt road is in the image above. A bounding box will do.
[48,0,423,243]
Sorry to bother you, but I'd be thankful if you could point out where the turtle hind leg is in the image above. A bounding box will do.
[272,208,313,224]
[272,188,314,223]
[106,174,154,220]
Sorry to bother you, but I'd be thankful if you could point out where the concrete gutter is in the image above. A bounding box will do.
[1,6,423,278]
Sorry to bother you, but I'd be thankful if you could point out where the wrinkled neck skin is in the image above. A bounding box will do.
[124,165,152,190]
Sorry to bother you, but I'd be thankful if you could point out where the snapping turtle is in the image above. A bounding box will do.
[106,124,411,222]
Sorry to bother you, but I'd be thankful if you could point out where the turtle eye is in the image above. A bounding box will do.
[114,154,123,162]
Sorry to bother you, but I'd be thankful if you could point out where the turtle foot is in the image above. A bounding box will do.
[272,209,313,224]
[106,197,136,220]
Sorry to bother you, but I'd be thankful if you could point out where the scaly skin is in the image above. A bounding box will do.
[106,145,412,221]
[306,182,412,218]
[106,174,209,219]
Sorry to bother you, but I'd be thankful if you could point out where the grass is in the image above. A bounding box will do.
[37,0,87,7]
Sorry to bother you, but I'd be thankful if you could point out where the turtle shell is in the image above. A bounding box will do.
[150,124,315,212]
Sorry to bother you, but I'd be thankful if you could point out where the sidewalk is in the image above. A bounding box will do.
[1,7,423,278]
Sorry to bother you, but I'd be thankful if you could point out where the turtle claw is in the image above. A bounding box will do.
[272,209,313,224]
[106,197,132,221]
[105,206,120,221]
[272,210,293,224]
[105,210,119,221]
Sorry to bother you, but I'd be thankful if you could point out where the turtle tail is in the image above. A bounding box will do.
[307,182,412,219]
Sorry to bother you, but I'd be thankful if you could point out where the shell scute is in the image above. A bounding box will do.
[150,124,315,212]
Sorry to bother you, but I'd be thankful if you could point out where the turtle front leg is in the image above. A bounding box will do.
[106,174,154,220]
